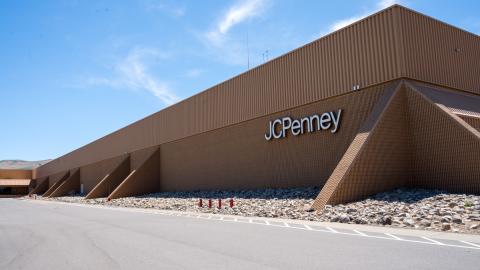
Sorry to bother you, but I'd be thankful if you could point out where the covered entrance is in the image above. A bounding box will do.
[0,179,31,197]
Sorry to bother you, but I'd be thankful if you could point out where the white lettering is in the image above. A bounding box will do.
[320,113,331,130]
[300,117,311,133]
[272,119,283,139]
[330,109,342,133]
[282,117,292,138]
[265,120,273,140]
[291,120,301,135]
[309,114,320,131]
[265,109,343,141]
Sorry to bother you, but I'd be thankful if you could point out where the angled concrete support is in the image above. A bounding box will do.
[458,115,480,132]
[49,169,80,198]
[28,176,49,195]
[108,148,160,200]
[313,80,480,210]
[43,171,70,197]
[85,156,130,199]
[404,82,480,193]
[313,81,412,210]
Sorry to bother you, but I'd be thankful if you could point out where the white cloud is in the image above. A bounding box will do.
[377,0,401,9]
[198,0,271,67]
[206,0,269,46]
[331,15,366,31]
[87,47,179,105]
[329,0,403,32]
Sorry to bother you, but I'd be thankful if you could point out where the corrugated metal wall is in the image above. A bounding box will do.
[79,155,126,193]
[313,82,412,208]
[398,7,480,95]
[313,80,480,208]
[159,83,388,192]
[0,169,32,179]
[35,5,480,179]
[405,82,480,194]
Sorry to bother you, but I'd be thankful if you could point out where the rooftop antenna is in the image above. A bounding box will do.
[262,50,270,63]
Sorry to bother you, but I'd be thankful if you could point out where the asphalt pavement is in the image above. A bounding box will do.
[0,198,479,270]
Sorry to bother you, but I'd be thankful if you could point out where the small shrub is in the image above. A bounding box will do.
[464,200,474,208]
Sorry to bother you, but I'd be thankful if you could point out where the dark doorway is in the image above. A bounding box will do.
[0,187,13,195]
[0,186,28,195]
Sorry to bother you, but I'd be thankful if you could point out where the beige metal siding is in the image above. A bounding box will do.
[399,7,480,94]
[34,6,480,180]
[159,83,389,192]
[79,154,127,193]
[0,179,31,186]
[0,169,32,179]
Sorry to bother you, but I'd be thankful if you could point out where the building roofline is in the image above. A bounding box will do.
[35,4,480,172]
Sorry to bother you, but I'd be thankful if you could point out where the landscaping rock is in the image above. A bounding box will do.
[38,187,480,234]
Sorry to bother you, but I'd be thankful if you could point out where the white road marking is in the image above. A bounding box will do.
[461,241,480,248]
[251,219,265,224]
[283,222,290,228]
[421,237,445,245]
[385,233,403,240]
[353,229,367,236]
[326,227,338,233]
[22,199,480,251]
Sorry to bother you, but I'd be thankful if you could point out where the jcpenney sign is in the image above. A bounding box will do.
[265,109,342,141]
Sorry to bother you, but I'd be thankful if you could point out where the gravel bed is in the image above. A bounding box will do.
[38,187,480,234]
[320,189,480,234]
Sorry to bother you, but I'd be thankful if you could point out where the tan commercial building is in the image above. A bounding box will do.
[16,5,480,209]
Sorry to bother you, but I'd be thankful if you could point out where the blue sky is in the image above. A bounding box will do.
[1,0,479,161]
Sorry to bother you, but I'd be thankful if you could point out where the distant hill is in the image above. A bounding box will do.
[0,159,51,170]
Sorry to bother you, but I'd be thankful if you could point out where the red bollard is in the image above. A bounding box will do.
[198,199,203,207]
[208,199,212,208]
[218,199,222,209]
[229,198,234,208]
